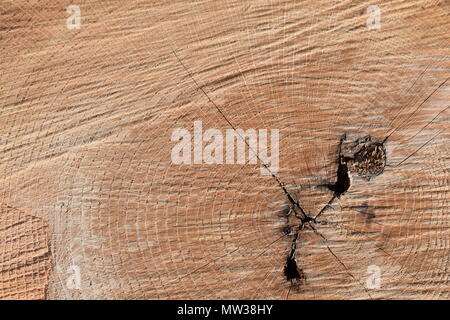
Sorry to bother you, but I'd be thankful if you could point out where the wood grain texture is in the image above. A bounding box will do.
[0,0,449,299]
[0,203,50,299]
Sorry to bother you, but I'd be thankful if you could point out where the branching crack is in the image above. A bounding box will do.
[284,133,388,297]
[171,49,448,298]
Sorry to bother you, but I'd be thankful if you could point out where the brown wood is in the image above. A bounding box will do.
[0,0,449,299]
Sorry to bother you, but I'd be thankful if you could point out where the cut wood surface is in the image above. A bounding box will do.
[0,0,449,299]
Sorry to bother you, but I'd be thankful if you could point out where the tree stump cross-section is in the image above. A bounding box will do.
[0,0,449,299]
